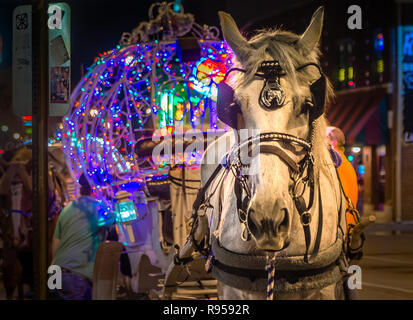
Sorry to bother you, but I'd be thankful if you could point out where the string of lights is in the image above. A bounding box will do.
[61,2,234,212]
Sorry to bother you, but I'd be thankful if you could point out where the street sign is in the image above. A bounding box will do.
[12,3,71,117]
[48,3,71,117]
[12,5,33,117]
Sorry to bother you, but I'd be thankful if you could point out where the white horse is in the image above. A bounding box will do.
[163,7,353,300]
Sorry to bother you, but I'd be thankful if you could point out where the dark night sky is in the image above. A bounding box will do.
[0,0,311,85]
[1,0,408,86]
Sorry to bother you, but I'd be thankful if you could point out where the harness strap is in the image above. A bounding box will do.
[169,173,200,190]
[211,233,343,272]
[248,140,318,263]
[310,183,323,261]
[233,176,251,241]
[185,163,226,255]
[292,164,317,263]
[192,164,223,214]
[302,225,312,263]
[334,167,359,222]
[212,256,339,281]
[254,144,301,173]
[334,166,363,260]
[234,175,243,211]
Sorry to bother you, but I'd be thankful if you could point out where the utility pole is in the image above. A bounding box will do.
[395,0,404,223]
[32,0,49,299]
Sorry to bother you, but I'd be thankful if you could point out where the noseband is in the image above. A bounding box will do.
[228,130,322,262]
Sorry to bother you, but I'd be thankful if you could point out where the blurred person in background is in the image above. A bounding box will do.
[49,173,113,300]
[326,126,359,230]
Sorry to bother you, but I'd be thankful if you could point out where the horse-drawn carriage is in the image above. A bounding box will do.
[4,2,369,301]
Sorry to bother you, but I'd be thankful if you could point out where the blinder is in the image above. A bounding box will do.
[308,74,326,122]
[217,81,242,130]
[216,60,326,129]
[296,62,326,123]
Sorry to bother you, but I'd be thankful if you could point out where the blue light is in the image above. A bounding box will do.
[374,33,384,52]
[378,39,384,51]
[173,3,180,12]
[115,200,137,223]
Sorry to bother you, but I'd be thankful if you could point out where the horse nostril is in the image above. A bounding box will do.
[276,209,289,233]
[247,208,260,238]
[247,207,289,240]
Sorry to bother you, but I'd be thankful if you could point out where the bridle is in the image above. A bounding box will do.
[192,59,327,263]
[228,129,323,262]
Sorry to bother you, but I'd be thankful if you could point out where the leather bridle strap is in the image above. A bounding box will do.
[311,182,323,261]
[254,144,318,260]
[292,178,322,263]
[252,144,301,174]
[192,164,223,215]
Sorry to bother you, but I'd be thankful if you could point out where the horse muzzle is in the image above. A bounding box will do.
[247,207,291,251]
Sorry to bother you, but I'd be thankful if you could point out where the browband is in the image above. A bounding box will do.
[222,61,322,82]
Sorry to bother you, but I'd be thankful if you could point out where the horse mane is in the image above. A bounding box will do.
[231,27,335,176]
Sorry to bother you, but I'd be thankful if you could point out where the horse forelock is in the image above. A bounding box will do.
[229,27,334,174]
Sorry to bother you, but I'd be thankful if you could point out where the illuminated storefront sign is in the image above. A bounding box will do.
[402,26,413,143]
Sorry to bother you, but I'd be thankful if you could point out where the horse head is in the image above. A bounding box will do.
[218,7,335,252]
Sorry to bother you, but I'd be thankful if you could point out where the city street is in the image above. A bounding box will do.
[2,227,413,300]
[357,231,413,300]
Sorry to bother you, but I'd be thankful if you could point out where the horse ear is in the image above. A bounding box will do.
[297,6,325,51]
[218,11,252,62]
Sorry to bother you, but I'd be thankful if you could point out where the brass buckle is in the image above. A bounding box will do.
[238,208,247,223]
[240,222,251,242]
[300,211,312,226]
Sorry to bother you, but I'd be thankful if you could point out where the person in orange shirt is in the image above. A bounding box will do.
[326,126,359,232]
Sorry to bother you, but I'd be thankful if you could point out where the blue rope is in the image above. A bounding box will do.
[9,210,32,218]
[266,254,276,300]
